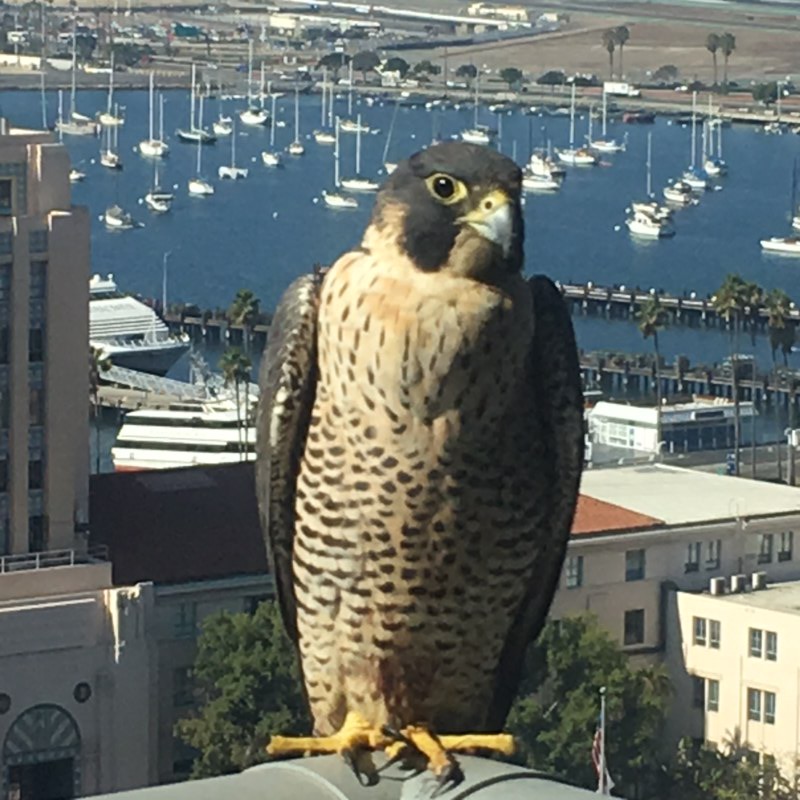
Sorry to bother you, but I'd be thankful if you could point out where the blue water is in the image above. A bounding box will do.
[3,87,800,367]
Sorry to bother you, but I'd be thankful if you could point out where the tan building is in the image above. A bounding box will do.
[552,465,800,656]
[666,578,800,783]
[0,118,89,556]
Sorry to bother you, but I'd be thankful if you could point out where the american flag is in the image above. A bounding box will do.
[592,718,615,795]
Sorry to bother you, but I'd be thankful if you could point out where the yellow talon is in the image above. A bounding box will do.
[439,733,516,756]
[267,711,392,757]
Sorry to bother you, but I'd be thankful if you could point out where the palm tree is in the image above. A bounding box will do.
[713,274,748,476]
[706,33,720,87]
[228,288,260,353]
[743,281,764,478]
[765,289,794,482]
[614,26,630,77]
[89,345,112,474]
[637,296,668,458]
[219,347,252,460]
[601,29,616,78]
[720,32,736,86]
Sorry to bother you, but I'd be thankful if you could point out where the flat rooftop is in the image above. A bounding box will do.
[580,464,800,529]
[693,579,800,617]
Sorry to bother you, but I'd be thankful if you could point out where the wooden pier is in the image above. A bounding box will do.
[161,307,270,349]
[560,282,800,333]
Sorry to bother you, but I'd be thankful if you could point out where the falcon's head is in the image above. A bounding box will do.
[368,142,524,282]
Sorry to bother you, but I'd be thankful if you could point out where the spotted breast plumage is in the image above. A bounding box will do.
[256,142,584,782]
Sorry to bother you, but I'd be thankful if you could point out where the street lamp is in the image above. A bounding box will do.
[162,250,172,312]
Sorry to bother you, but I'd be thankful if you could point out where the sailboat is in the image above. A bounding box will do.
[261,94,283,167]
[55,90,87,181]
[313,70,336,145]
[588,86,624,152]
[287,88,305,156]
[461,70,493,145]
[761,160,800,254]
[213,100,233,137]
[139,73,169,157]
[99,104,123,169]
[557,84,597,166]
[627,133,674,238]
[382,98,400,174]
[98,53,124,127]
[177,64,217,145]
[341,113,379,192]
[680,92,708,191]
[143,159,173,213]
[239,42,269,126]
[103,204,137,230]
[55,16,98,137]
[322,117,358,209]
[219,121,248,179]
[703,97,727,177]
[340,62,371,134]
[188,97,214,196]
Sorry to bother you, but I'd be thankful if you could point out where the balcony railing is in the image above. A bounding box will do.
[0,545,109,574]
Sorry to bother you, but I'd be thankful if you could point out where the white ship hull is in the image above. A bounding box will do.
[323,191,358,209]
[557,148,598,166]
[340,177,379,192]
[218,165,249,180]
[760,237,800,255]
[314,130,336,145]
[239,108,269,126]
[188,178,214,196]
[139,139,169,158]
[261,151,283,167]
[460,128,491,145]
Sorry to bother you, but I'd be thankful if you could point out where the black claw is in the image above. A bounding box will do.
[343,748,379,787]
[430,759,464,798]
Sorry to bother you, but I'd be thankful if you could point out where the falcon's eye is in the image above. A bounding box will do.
[425,173,468,205]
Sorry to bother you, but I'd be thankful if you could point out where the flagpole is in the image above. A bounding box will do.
[599,686,607,795]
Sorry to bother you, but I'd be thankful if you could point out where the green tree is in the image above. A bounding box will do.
[712,273,749,476]
[637,296,667,458]
[316,51,350,81]
[89,345,111,474]
[613,25,630,77]
[228,288,260,353]
[720,31,735,85]
[176,601,310,778]
[412,59,441,77]
[742,281,763,479]
[455,63,478,84]
[601,29,616,78]
[653,64,679,83]
[351,49,379,82]
[499,66,523,89]
[219,347,252,460]
[752,81,779,105]
[765,288,795,482]
[384,56,410,79]
[508,615,671,798]
[706,33,720,86]
[537,69,566,92]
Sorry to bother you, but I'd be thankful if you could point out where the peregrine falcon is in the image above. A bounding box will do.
[257,142,584,781]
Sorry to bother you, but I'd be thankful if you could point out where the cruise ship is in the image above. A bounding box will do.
[111,397,256,472]
[89,274,190,376]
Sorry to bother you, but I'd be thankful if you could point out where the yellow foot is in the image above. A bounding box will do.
[439,733,516,756]
[267,711,391,758]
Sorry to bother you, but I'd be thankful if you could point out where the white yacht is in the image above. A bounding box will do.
[218,122,248,180]
[557,84,598,167]
[55,21,99,137]
[663,180,694,206]
[176,65,217,145]
[323,117,358,209]
[99,107,123,170]
[287,88,305,155]
[188,100,214,196]
[103,205,136,230]
[628,133,673,228]
[213,114,233,137]
[89,273,190,375]
[139,74,169,158]
[529,151,565,179]
[340,113,379,192]
[522,172,561,192]
[760,237,800,255]
[98,54,124,127]
[588,88,624,152]
[111,396,257,472]
[69,167,86,183]
[313,70,336,145]
[461,70,494,145]
[626,208,674,239]
[143,161,173,213]
[239,42,269,127]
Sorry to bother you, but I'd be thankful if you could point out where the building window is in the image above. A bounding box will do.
[779,531,793,562]
[747,688,761,721]
[28,327,44,363]
[0,327,9,366]
[758,534,774,565]
[29,231,48,254]
[174,602,197,639]
[766,631,777,661]
[29,386,44,426]
[749,628,763,658]
[28,514,45,552]
[565,555,583,589]
[172,667,194,707]
[710,619,721,649]
[28,459,43,491]
[686,542,701,573]
[693,616,707,646]
[692,676,705,709]
[0,234,11,256]
[706,539,721,569]
[623,608,645,646]
[765,691,776,725]
[625,549,646,582]
[707,679,720,712]
[0,179,12,215]
[0,368,8,429]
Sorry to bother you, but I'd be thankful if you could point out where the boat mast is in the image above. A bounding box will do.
[327,74,334,127]
[473,69,479,128]
[294,87,300,144]
[189,63,196,131]
[270,94,277,148]
[148,71,154,140]
[57,89,63,140]
[347,61,354,117]
[334,116,341,188]
[321,68,327,127]
[646,131,652,197]
[231,119,236,167]
[70,13,77,116]
[382,97,399,164]
[690,90,697,169]
[107,51,115,115]
[247,39,254,105]
[587,103,593,145]
[158,91,165,142]
[601,86,608,137]
[569,82,576,149]
[355,112,362,175]
[259,60,265,107]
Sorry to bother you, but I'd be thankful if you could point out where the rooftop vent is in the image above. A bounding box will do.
[752,571,768,591]
[730,574,747,593]
[709,577,726,596]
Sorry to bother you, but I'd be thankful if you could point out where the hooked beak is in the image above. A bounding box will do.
[457,189,513,257]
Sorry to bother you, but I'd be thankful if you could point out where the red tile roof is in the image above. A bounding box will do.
[571,494,663,536]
